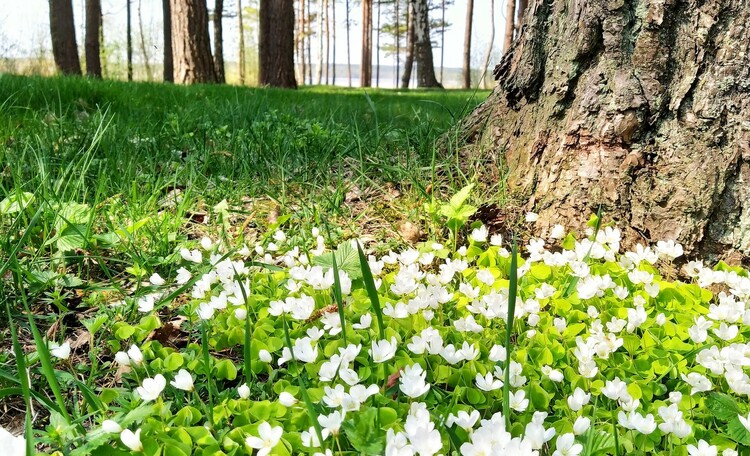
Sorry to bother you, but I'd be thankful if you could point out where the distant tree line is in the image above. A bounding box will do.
[47,0,528,89]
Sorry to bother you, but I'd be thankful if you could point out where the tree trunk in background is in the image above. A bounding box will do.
[411,0,441,88]
[479,0,494,89]
[360,0,372,87]
[259,0,297,88]
[306,0,312,84]
[400,3,414,88]
[296,0,304,84]
[395,0,400,86]
[462,0,473,89]
[127,0,133,80]
[502,0,515,54]
[163,0,174,82]
[324,0,330,84]
[85,0,102,78]
[170,0,217,84]
[50,0,82,75]
[238,0,245,84]
[315,0,324,84]
[331,0,336,84]
[138,0,153,80]
[213,0,225,83]
[375,0,381,87]
[439,0,445,83]
[515,0,528,36]
[345,0,351,86]
[459,0,750,260]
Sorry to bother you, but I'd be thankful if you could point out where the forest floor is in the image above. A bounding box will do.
[0,74,497,436]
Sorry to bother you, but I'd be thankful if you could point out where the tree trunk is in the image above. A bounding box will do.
[411,0,441,88]
[345,0,352,86]
[375,0,381,87]
[331,0,336,84]
[138,0,153,80]
[295,0,304,84]
[459,0,750,260]
[213,0,225,83]
[170,0,217,84]
[306,0,312,84]
[439,0,445,83]
[462,0,473,89]
[502,0,515,54]
[49,0,82,76]
[400,3,414,89]
[238,0,245,85]
[127,0,133,80]
[324,0,330,85]
[163,0,174,82]
[515,0,528,36]
[85,0,102,78]
[395,0,400,86]
[315,0,324,84]
[479,0,494,89]
[361,0,373,87]
[259,0,297,88]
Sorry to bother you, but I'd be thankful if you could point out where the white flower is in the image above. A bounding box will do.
[739,413,750,432]
[170,369,194,391]
[196,302,215,320]
[49,341,71,360]
[470,226,488,243]
[352,314,372,329]
[399,363,431,398]
[490,234,503,246]
[175,267,191,284]
[602,378,628,401]
[370,337,398,363]
[687,440,717,456]
[510,390,529,412]
[681,372,712,395]
[114,351,130,366]
[246,421,283,456]
[567,388,591,411]
[526,212,539,222]
[475,372,503,391]
[120,428,144,452]
[573,416,590,435]
[0,426,25,456]
[149,273,166,286]
[553,433,583,456]
[136,374,166,402]
[279,392,298,407]
[550,224,566,239]
[386,428,413,456]
[200,236,214,250]
[723,450,738,456]
[127,344,144,365]
[101,419,122,433]
[259,349,273,363]
[713,323,738,341]
[180,248,202,263]
[488,344,507,362]
[318,411,345,435]
[669,392,683,404]
[447,410,480,431]
[542,365,564,382]
[238,383,251,399]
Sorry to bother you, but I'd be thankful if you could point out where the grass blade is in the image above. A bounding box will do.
[5,301,36,455]
[355,241,385,340]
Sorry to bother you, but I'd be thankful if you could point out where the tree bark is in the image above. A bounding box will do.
[163,0,174,82]
[502,0,515,54]
[515,0,528,36]
[50,0,82,76]
[395,0,400,86]
[127,0,133,80]
[85,0,102,78]
[324,0,330,85]
[411,0,441,88]
[296,0,304,84]
[400,3,414,88]
[238,0,245,85]
[459,0,750,260]
[361,0,373,87]
[462,0,474,89]
[213,0,225,83]
[170,0,217,84]
[479,0,494,89]
[259,0,297,88]
[315,0,324,84]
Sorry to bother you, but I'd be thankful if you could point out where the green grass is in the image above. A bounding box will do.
[0,74,494,436]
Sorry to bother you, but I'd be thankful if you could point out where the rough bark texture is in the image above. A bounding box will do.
[459,0,750,260]
[163,0,174,82]
[502,0,516,54]
[85,0,102,78]
[259,0,297,88]
[213,0,225,83]
[462,0,474,89]
[49,0,82,75]
[361,0,373,87]
[411,0,441,88]
[170,0,217,84]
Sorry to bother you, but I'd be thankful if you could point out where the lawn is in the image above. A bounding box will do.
[1,74,750,456]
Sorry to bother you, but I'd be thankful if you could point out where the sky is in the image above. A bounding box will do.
[0,0,509,85]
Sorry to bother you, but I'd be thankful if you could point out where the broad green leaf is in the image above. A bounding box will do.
[448,183,475,208]
[706,392,743,421]
[313,241,362,279]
